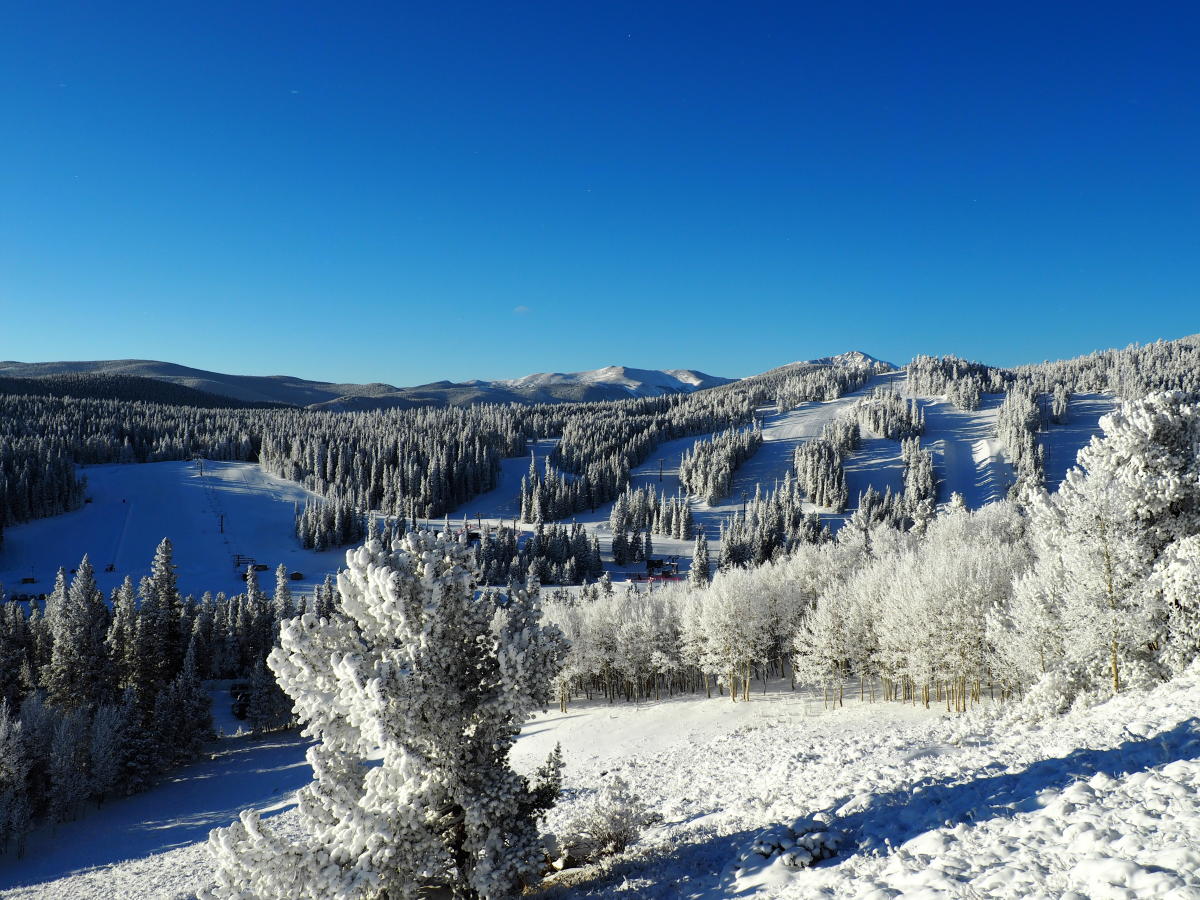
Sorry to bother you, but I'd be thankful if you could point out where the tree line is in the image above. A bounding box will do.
[0,539,339,854]
[678,424,763,504]
[540,390,1200,718]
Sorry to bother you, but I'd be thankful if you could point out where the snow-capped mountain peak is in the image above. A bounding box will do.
[497,365,732,397]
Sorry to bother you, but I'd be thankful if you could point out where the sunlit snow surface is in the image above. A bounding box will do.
[0,382,1142,899]
[4,668,1198,898]
[0,460,346,600]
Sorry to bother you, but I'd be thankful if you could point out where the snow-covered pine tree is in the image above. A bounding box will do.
[88,700,129,803]
[246,658,293,733]
[996,391,1200,698]
[0,701,31,854]
[206,531,569,900]
[44,556,112,711]
[1154,534,1200,675]
[689,532,710,588]
[273,564,294,626]
[47,707,89,822]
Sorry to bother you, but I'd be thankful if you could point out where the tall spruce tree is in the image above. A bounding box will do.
[45,556,112,711]
[206,532,569,899]
[690,532,711,588]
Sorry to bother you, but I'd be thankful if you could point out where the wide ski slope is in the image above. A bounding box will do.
[0,460,345,600]
[0,382,1114,601]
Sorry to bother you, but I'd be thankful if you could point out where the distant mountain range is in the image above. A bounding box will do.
[0,353,892,410]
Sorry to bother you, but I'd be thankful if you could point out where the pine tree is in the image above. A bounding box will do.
[611,529,629,566]
[88,701,129,804]
[45,556,112,711]
[246,659,293,733]
[273,564,294,629]
[0,701,32,854]
[48,708,90,822]
[206,532,570,899]
[690,532,710,588]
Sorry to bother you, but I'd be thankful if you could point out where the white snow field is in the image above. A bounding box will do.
[0,460,346,600]
[5,666,1197,899]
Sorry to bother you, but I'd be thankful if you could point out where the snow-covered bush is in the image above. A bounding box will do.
[1153,534,1200,677]
[205,531,569,900]
[562,776,659,861]
[733,815,842,885]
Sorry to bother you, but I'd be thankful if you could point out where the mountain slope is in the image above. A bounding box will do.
[0,359,397,407]
[495,365,734,402]
[0,359,734,409]
[0,373,290,409]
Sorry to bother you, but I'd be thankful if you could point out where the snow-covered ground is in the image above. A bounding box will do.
[0,460,346,600]
[0,385,1114,604]
[1042,393,1115,493]
[8,666,1197,899]
[0,387,1135,899]
[535,666,1200,899]
[440,378,1114,578]
[0,686,311,899]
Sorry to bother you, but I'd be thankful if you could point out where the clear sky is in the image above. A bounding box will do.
[2,1,1197,384]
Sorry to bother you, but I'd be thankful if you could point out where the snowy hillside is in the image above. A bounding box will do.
[7,662,1197,898]
[0,359,405,408]
[3,344,1190,900]
[444,373,1113,578]
[792,350,894,371]
[0,460,345,600]
[0,375,1115,602]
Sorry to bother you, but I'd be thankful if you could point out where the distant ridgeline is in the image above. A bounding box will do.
[1,336,1199,558]
[0,373,292,410]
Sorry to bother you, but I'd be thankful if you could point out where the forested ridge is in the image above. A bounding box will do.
[2,337,1200,889]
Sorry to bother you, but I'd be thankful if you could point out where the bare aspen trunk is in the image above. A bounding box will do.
[1110,637,1121,695]
[1098,512,1121,695]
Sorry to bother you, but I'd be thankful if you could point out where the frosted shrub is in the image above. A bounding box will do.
[733,815,842,884]
[564,776,659,861]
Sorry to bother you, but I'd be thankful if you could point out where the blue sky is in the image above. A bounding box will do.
[2,2,1196,383]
